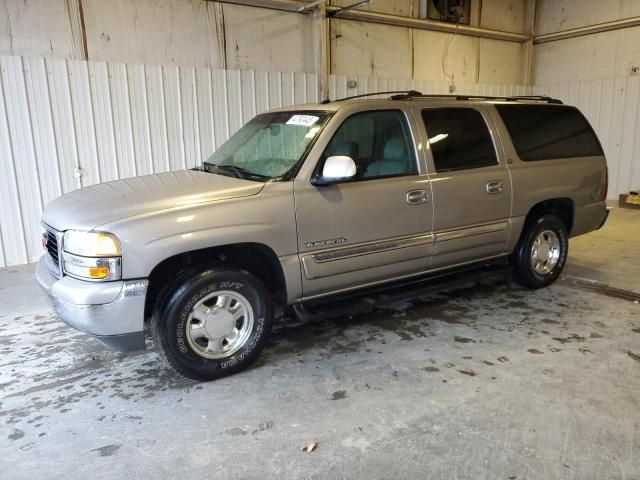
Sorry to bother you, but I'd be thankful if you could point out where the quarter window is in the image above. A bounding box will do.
[322,110,418,180]
[422,108,498,172]
[495,104,604,161]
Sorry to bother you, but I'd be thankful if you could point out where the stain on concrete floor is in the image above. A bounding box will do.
[91,443,121,457]
[331,390,347,401]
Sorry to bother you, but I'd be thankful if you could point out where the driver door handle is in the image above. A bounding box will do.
[486,181,504,194]
[406,189,429,205]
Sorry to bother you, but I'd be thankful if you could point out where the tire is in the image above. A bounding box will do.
[151,266,273,381]
[512,214,568,289]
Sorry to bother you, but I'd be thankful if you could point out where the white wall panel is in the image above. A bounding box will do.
[46,58,80,193]
[212,69,231,147]
[145,64,171,174]
[88,61,119,182]
[109,63,138,179]
[0,54,529,267]
[0,58,29,265]
[534,76,640,199]
[225,69,244,138]
[0,56,43,264]
[163,65,187,172]
[280,72,295,108]
[180,66,201,171]
[22,57,64,206]
[196,67,217,162]
[128,63,154,177]
[68,60,101,187]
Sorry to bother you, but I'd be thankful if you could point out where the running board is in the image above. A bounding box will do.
[291,261,513,322]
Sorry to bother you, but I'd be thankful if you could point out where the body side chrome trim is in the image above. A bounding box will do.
[310,233,434,264]
[434,221,508,243]
[307,221,508,265]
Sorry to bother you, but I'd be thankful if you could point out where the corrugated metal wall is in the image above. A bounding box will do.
[0,54,531,268]
[534,77,640,201]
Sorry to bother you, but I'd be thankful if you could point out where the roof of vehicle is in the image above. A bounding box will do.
[267,91,566,114]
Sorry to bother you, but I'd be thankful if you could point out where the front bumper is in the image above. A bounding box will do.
[35,255,148,351]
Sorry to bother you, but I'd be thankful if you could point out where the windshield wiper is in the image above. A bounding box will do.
[202,163,269,181]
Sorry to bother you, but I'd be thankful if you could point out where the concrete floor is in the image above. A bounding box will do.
[565,207,640,293]
[1,208,639,480]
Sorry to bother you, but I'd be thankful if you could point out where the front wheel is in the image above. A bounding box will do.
[512,214,568,289]
[152,267,273,381]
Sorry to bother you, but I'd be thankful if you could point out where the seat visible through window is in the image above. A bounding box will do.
[321,110,417,180]
[327,141,359,160]
[364,137,410,177]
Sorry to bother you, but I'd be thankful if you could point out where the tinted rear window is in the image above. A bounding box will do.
[421,108,498,172]
[495,104,603,161]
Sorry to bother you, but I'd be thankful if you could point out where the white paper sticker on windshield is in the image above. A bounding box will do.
[287,115,319,127]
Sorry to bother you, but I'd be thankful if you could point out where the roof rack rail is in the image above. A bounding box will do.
[323,91,563,105]
[389,92,563,104]
[323,90,423,103]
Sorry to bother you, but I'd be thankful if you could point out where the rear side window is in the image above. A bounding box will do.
[495,104,604,161]
[421,108,498,172]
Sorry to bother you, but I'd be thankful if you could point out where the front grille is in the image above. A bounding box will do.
[46,230,59,267]
[43,226,63,278]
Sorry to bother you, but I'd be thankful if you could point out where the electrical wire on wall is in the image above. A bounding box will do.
[441,19,460,93]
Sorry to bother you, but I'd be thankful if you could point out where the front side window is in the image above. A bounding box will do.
[321,110,418,180]
[495,104,604,161]
[205,111,331,181]
[422,108,498,173]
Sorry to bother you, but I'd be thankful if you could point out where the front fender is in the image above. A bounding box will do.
[99,183,298,279]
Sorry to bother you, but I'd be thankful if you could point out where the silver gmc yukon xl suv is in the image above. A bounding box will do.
[36,92,609,380]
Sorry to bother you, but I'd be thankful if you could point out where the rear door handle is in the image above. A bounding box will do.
[486,181,504,194]
[406,189,429,205]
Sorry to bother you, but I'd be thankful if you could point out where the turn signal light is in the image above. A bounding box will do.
[62,253,120,281]
[88,266,110,279]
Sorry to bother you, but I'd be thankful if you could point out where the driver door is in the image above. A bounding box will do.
[293,107,434,299]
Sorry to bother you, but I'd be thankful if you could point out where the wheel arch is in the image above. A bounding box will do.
[524,197,575,234]
[143,242,288,321]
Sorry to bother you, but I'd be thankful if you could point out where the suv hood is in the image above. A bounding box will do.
[42,170,265,231]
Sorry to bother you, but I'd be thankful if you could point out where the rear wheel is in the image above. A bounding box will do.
[512,214,568,289]
[152,267,273,381]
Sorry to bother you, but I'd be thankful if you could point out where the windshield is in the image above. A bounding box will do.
[204,111,332,181]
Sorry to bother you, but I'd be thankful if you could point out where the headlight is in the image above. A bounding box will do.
[63,231,121,257]
[62,231,122,281]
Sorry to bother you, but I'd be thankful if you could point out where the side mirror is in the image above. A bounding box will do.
[312,155,357,185]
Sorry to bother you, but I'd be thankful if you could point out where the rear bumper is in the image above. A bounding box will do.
[571,201,609,237]
[597,207,611,230]
[35,255,148,351]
